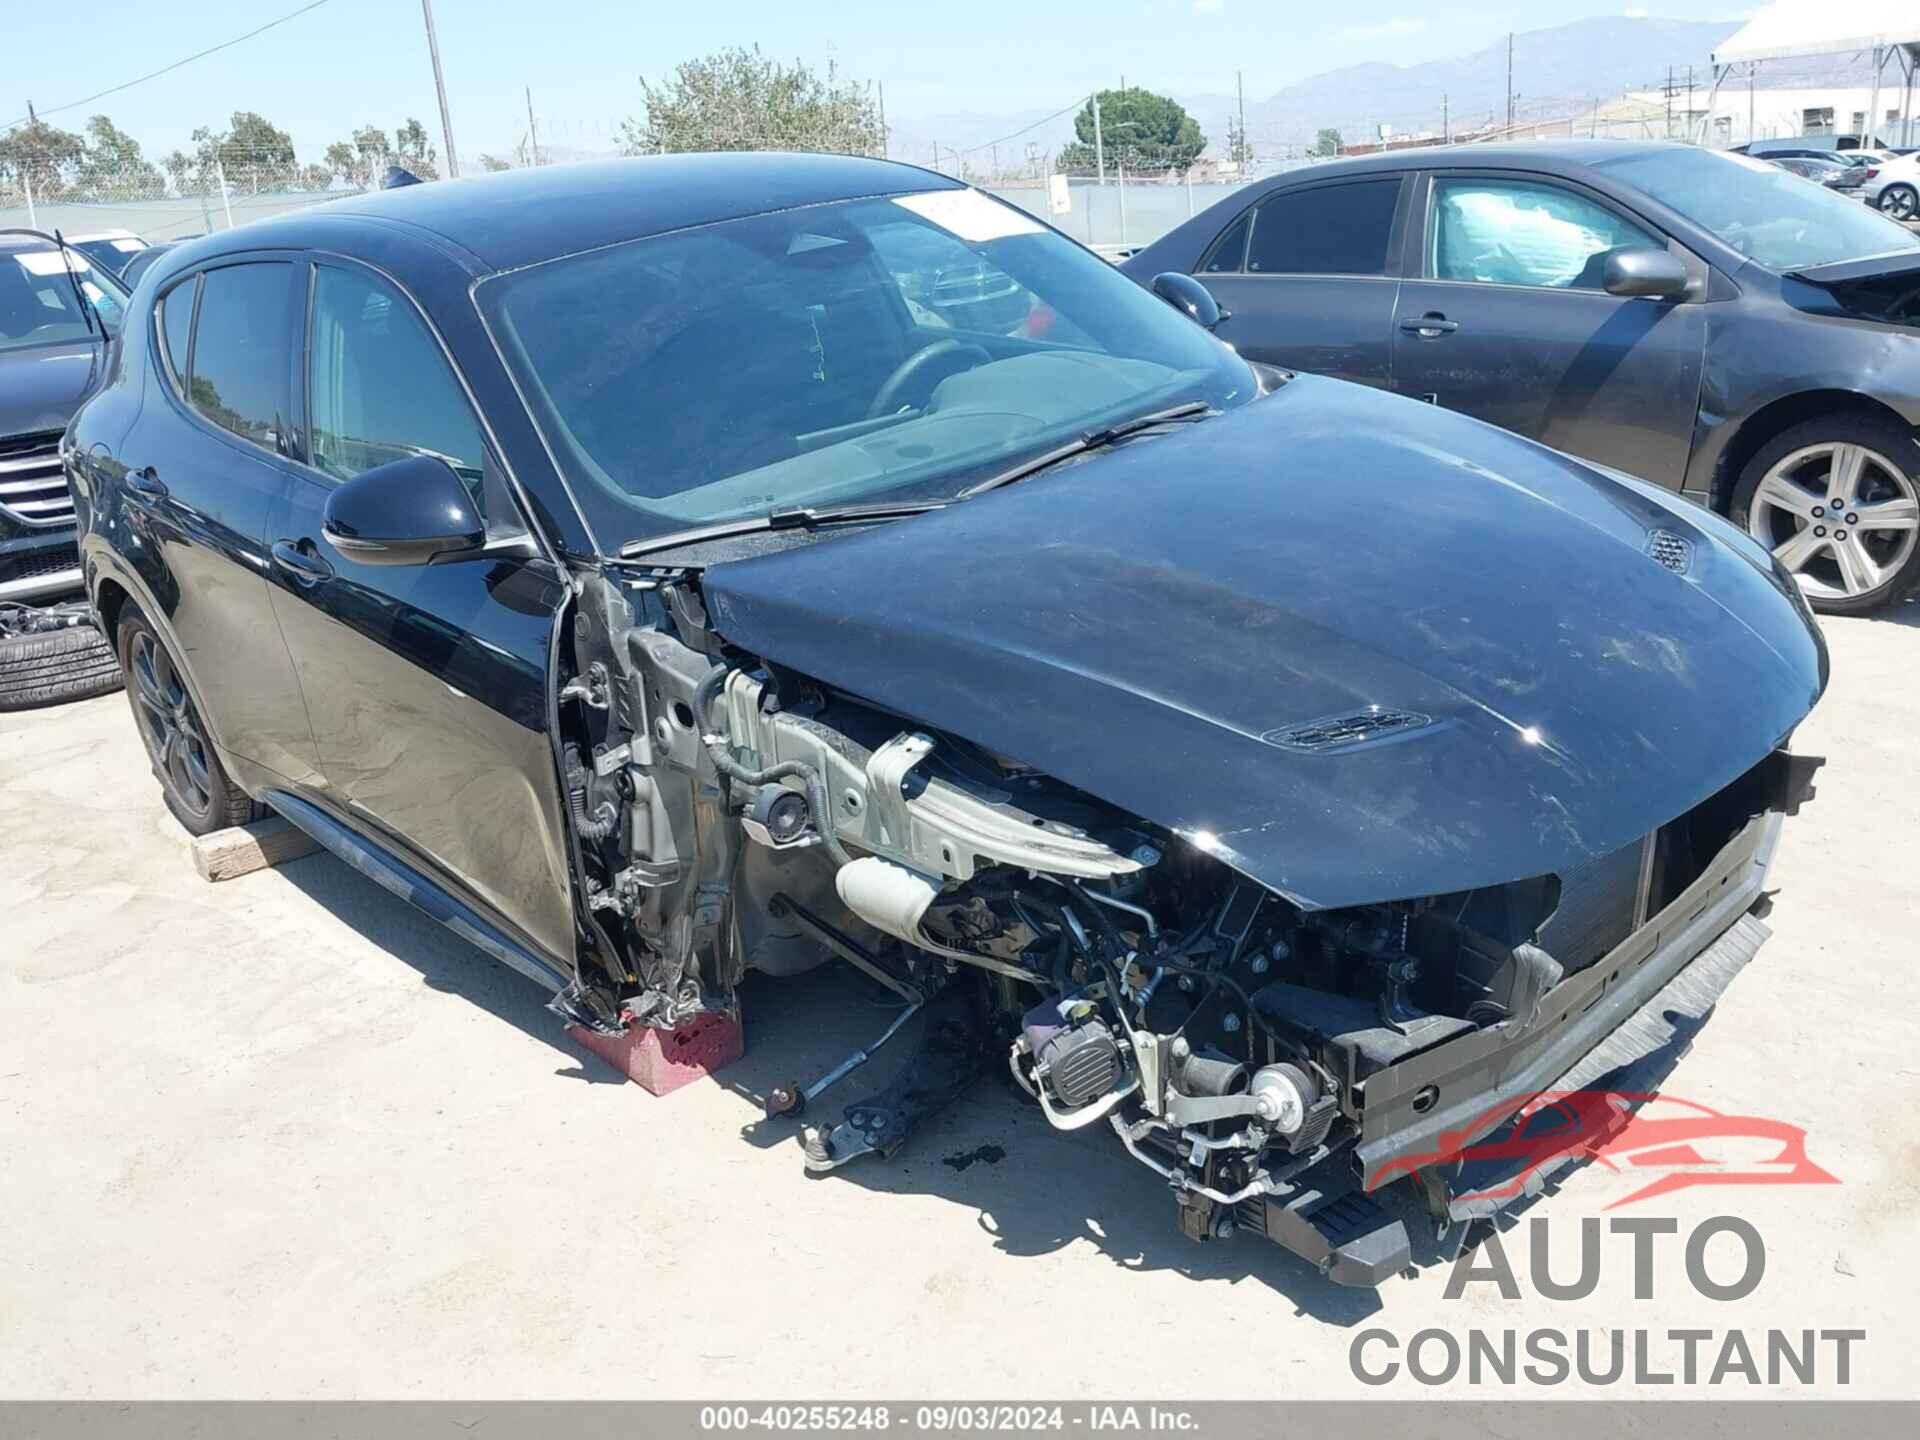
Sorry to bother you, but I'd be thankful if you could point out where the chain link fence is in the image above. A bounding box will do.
[6,45,1912,261]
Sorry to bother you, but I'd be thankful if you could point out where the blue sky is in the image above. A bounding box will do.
[6,1,1751,161]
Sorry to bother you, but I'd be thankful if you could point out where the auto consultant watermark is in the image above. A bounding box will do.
[1366,1089,1840,1210]
[1350,1089,1857,1389]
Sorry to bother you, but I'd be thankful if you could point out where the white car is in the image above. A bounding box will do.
[1862,152,1920,221]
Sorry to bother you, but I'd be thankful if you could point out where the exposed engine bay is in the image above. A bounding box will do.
[548,568,1817,1286]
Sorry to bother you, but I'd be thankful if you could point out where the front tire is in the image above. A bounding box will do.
[1731,414,1920,615]
[116,608,253,835]
[1878,183,1918,221]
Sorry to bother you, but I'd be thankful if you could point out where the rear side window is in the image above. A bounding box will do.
[1245,180,1401,276]
[158,279,194,386]
[1199,212,1252,273]
[307,265,486,490]
[188,263,293,452]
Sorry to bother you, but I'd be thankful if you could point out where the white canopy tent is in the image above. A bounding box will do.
[1701,1,1919,146]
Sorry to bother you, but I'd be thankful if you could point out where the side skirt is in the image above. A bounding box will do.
[264,788,572,994]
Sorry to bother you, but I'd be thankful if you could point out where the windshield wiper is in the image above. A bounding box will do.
[50,229,101,341]
[956,400,1213,501]
[619,499,946,559]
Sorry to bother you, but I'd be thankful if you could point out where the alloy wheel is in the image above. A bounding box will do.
[1746,442,1920,603]
[129,630,215,820]
[1879,185,1917,221]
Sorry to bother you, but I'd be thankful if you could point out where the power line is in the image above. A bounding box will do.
[954,96,1088,158]
[4,0,335,132]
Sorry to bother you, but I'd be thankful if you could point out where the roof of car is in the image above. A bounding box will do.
[0,231,60,254]
[224,152,964,275]
[1267,139,1698,180]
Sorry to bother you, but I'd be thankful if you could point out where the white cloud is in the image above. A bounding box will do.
[1337,18,1428,41]
[1193,0,1224,11]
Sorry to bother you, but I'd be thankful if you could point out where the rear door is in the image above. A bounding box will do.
[261,257,578,970]
[1192,175,1407,388]
[114,260,325,789]
[1389,172,1708,487]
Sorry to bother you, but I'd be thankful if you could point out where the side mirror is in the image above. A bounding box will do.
[1151,271,1227,331]
[1602,247,1690,301]
[321,454,486,566]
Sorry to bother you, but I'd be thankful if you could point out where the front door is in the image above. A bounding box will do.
[261,259,578,968]
[1193,175,1406,388]
[1390,173,1708,488]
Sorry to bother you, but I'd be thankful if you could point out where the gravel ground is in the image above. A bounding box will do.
[2,598,1916,1399]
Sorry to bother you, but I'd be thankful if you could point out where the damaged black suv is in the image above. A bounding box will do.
[69,155,1826,1285]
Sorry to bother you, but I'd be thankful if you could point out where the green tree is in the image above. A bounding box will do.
[477,153,513,173]
[0,119,85,200]
[393,118,439,180]
[74,115,165,200]
[183,111,298,195]
[324,126,393,189]
[621,45,881,155]
[1312,127,1344,157]
[1057,88,1206,175]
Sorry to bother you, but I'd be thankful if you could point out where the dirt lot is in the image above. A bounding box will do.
[3,600,1917,1399]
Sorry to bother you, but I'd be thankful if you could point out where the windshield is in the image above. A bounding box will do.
[1596,147,1920,272]
[478,189,1256,548]
[0,246,128,352]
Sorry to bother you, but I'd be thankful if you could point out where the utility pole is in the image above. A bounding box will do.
[1665,66,1674,138]
[878,82,888,158]
[214,156,234,229]
[524,87,540,167]
[1093,94,1106,185]
[1442,92,1450,143]
[421,0,461,177]
[1506,33,1515,134]
[1237,70,1247,171]
[1687,65,1695,136]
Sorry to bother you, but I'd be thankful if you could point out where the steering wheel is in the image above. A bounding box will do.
[867,339,992,420]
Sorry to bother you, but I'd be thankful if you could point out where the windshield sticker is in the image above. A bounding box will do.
[893,189,1043,243]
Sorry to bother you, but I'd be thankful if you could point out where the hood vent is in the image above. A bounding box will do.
[1646,529,1693,575]
[1262,707,1435,754]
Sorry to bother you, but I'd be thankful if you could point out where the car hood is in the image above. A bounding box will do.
[701,377,1827,909]
[0,340,104,439]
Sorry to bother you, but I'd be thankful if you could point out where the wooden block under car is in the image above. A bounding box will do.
[191,817,323,882]
[566,1010,744,1095]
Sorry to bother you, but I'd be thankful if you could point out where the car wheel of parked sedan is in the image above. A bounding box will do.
[1878,183,1918,221]
[1734,416,1920,615]
[117,608,252,835]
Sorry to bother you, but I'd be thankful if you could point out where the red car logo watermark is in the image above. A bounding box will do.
[1368,1090,1839,1209]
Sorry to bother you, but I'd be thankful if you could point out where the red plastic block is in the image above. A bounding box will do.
[567,1010,744,1096]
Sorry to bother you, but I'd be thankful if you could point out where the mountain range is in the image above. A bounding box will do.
[889,14,1876,170]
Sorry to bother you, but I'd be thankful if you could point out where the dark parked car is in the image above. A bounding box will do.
[0,230,128,708]
[1768,154,1867,191]
[1123,141,1920,613]
[70,156,1825,1285]
[116,240,181,291]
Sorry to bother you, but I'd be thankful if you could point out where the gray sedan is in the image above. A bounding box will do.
[1123,141,1920,613]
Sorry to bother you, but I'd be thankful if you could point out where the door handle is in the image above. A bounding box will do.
[1399,313,1459,337]
[271,538,334,587]
[127,465,169,500]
